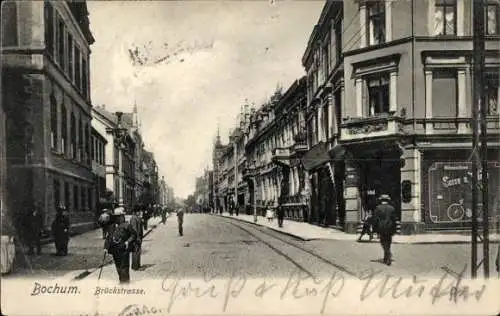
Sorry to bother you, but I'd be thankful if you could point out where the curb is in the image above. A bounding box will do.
[217,215,309,241]
[217,215,500,245]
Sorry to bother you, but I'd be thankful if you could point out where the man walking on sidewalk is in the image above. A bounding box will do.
[52,205,70,256]
[104,207,137,284]
[373,194,397,266]
[26,204,44,255]
[177,208,184,236]
[129,207,143,271]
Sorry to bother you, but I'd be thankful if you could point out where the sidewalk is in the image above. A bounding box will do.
[4,216,163,278]
[217,213,500,244]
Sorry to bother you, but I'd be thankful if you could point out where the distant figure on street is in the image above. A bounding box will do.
[358,209,375,242]
[177,208,184,236]
[142,206,151,230]
[277,204,285,228]
[265,203,274,222]
[373,194,397,266]
[495,243,499,277]
[26,204,44,255]
[51,205,70,256]
[161,207,167,224]
[104,207,137,284]
[129,207,143,271]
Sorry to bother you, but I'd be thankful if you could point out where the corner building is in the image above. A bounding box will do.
[304,0,499,234]
[2,1,96,233]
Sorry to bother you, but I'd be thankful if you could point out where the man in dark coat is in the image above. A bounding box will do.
[26,204,44,255]
[277,204,285,228]
[373,194,397,265]
[104,207,137,283]
[52,205,70,256]
[129,207,143,271]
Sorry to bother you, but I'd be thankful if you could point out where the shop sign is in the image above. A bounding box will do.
[428,162,500,224]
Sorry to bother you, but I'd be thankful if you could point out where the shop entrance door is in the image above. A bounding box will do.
[359,150,401,219]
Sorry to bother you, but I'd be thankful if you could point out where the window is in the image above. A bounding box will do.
[81,187,86,210]
[367,75,390,115]
[432,70,457,118]
[71,113,76,158]
[74,46,81,89]
[91,136,95,162]
[61,105,67,154]
[434,0,457,36]
[335,24,342,64]
[82,58,88,98]
[334,90,342,135]
[53,179,60,208]
[322,104,329,140]
[44,1,54,56]
[86,125,91,164]
[67,33,74,79]
[485,73,499,115]
[79,118,84,161]
[486,2,499,35]
[1,2,18,46]
[323,40,330,78]
[57,15,65,69]
[366,1,385,45]
[74,185,79,210]
[50,94,58,150]
[64,182,70,209]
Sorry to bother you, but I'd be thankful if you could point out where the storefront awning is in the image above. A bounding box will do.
[301,142,330,171]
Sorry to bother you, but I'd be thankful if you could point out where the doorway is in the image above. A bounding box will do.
[359,150,401,219]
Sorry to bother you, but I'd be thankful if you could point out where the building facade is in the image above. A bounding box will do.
[2,0,96,234]
[91,127,107,211]
[303,0,499,234]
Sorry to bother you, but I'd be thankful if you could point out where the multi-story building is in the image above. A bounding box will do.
[2,0,96,233]
[302,0,499,234]
[92,106,137,209]
[302,1,345,228]
[159,176,167,206]
[91,127,107,210]
[141,150,159,206]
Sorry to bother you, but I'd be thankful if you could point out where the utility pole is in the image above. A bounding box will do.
[472,0,489,278]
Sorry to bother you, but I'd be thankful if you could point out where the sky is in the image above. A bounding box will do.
[88,0,324,199]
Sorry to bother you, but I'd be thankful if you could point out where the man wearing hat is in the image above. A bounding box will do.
[104,206,137,283]
[52,205,70,256]
[373,194,397,265]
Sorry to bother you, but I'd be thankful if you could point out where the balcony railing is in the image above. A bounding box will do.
[340,113,405,141]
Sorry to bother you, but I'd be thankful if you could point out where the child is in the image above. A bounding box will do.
[265,203,274,222]
[358,209,374,242]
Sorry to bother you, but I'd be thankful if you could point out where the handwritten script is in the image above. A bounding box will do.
[156,265,487,314]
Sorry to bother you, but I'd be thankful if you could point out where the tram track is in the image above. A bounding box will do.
[226,220,356,278]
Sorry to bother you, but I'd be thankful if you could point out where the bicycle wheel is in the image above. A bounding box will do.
[447,204,465,221]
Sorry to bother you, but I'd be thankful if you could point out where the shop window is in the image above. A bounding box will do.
[402,180,412,203]
[434,0,457,36]
[44,1,53,56]
[1,2,18,47]
[367,75,390,115]
[432,70,457,118]
[486,2,499,35]
[485,73,499,115]
[366,1,385,45]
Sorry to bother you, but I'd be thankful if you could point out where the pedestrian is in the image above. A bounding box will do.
[129,207,143,271]
[104,207,137,284]
[358,209,374,242]
[495,243,499,278]
[265,203,274,222]
[177,208,184,236]
[26,204,44,255]
[142,205,150,231]
[161,207,167,224]
[373,194,397,266]
[51,205,70,256]
[99,209,112,239]
[277,204,285,228]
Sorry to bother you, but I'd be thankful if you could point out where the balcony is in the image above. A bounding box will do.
[271,147,292,167]
[340,113,405,142]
